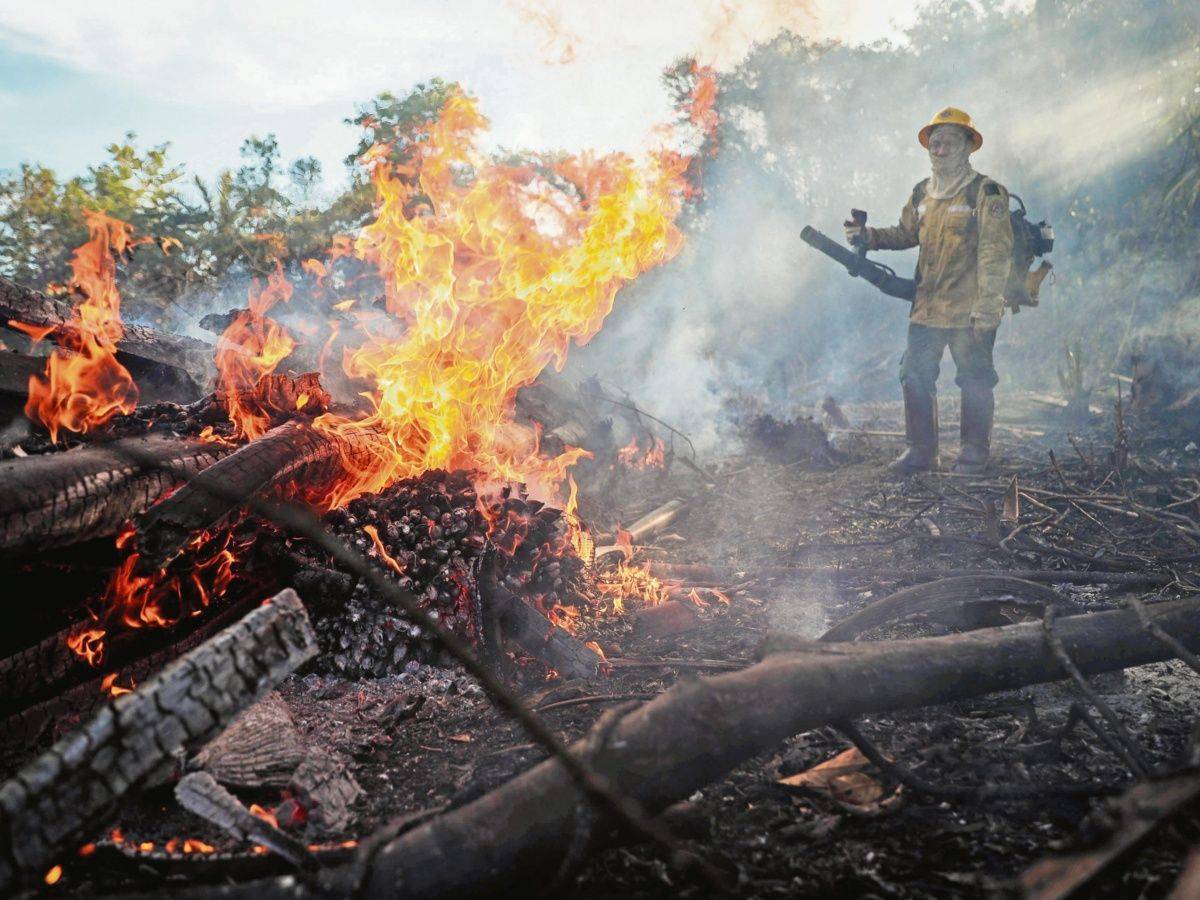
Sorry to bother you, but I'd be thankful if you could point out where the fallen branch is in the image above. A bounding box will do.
[315,598,1200,897]
[135,420,380,567]
[0,433,230,554]
[646,562,1169,588]
[819,575,1077,642]
[0,588,317,893]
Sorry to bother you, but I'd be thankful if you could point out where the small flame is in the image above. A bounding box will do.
[249,803,280,829]
[99,672,137,697]
[617,436,666,470]
[24,211,144,441]
[597,561,674,612]
[214,263,296,441]
[44,864,62,885]
[363,523,406,577]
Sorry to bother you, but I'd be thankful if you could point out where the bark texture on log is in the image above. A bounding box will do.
[192,692,308,789]
[352,599,1200,898]
[0,433,230,554]
[0,589,317,893]
[135,420,381,567]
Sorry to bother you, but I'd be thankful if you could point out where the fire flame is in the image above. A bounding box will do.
[597,561,674,614]
[214,264,297,440]
[617,436,666,469]
[24,211,144,441]
[312,88,691,507]
[68,528,241,667]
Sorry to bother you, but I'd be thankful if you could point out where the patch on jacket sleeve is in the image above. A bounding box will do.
[988,199,1006,218]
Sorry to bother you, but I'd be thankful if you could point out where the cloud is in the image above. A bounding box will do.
[0,0,921,161]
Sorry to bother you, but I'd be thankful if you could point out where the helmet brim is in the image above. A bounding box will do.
[919,123,983,153]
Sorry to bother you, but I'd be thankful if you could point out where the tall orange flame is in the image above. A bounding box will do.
[312,90,690,507]
[24,211,143,441]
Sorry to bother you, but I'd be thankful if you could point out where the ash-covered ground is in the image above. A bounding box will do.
[12,388,1200,898]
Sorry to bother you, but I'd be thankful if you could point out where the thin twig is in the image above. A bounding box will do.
[1042,606,1151,778]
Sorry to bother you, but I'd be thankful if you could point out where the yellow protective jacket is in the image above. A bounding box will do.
[871,174,1013,329]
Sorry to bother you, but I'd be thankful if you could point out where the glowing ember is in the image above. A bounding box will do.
[44,864,62,885]
[24,211,146,441]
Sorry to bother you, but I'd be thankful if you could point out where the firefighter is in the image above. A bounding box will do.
[845,107,1013,475]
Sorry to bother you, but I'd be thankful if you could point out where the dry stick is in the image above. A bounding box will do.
[832,719,1115,800]
[535,693,660,713]
[1042,606,1151,778]
[116,440,715,891]
[1128,595,1200,677]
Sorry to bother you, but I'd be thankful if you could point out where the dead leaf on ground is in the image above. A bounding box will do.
[778,746,902,814]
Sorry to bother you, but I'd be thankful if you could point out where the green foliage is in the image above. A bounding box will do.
[345,78,462,167]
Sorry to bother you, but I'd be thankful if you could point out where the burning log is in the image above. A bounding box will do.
[486,581,602,679]
[0,433,230,555]
[333,598,1200,897]
[0,273,212,401]
[135,420,380,567]
[1,594,262,746]
[0,588,317,894]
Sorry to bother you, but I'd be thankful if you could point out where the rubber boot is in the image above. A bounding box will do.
[888,384,939,475]
[954,384,994,475]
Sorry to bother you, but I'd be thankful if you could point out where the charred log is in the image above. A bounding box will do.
[135,420,381,567]
[486,581,602,679]
[0,433,230,555]
[175,772,316,869]
[0,589,317,894]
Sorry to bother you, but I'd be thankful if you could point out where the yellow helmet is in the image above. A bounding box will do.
[918,107,983,152]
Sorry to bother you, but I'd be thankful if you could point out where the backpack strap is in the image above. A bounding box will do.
[965,172,988,210]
